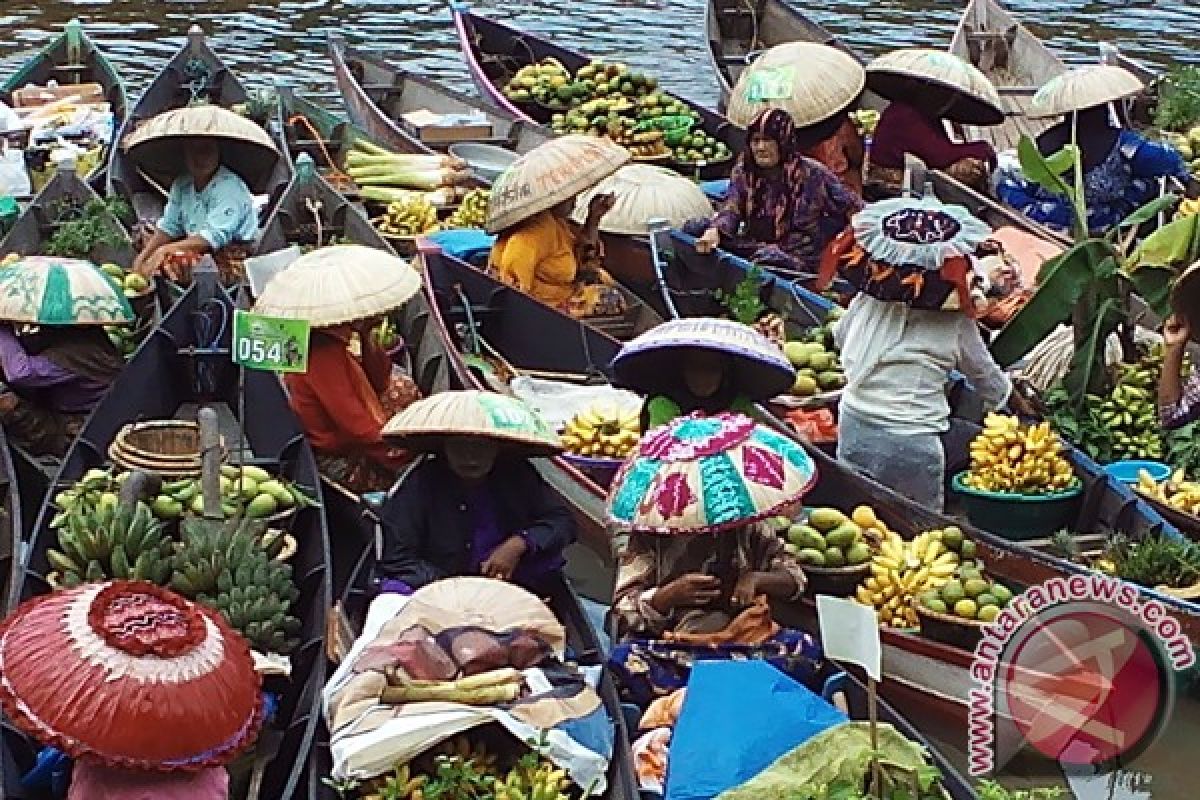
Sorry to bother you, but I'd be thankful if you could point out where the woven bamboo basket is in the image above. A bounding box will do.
[108,420,226,478]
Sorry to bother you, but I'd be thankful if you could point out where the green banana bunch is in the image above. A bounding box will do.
[51,500,172,588]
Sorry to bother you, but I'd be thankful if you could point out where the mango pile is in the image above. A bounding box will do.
[1137,468,1200,517]
[963,414,1078,495]
[98,260,151,297]
[784,506,873,568]
[855,526,967,628]
[560,406,640,459]
[918,562,1014,624]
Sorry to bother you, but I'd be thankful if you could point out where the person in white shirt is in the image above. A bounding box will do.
[833,293,1017,511]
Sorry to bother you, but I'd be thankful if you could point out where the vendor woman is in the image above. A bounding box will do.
[691,108,861,275]
[611,317,795,430]
[376,391,575,594]
[253,244,425,493]
[1160,262,1200,431]
[126,106,281,283]
[487,135,628,318]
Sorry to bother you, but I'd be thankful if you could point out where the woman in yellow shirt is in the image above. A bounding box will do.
[489,192,622,316]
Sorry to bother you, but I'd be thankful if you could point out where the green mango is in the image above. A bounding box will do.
[246,493,279,519]
[824,523,861,550]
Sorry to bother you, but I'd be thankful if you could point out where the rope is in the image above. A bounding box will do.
[286,114,354,190]
[305,196,325,248]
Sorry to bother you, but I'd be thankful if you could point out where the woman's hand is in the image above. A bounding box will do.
[694,227,720,254]
[1165,314,1191,350]
[732,572,762,607]
[651,573,721,613]
[586,192,617,222]
[481,535,528,582]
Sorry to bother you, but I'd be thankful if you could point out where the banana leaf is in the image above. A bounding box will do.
[1063,292,1122,409]
[1018,135,1087,238]
[990,239,1116,367]
[1113,194,1180,234]
[1129,213,1200,272]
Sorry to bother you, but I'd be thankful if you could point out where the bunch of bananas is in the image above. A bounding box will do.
[445,188,490,229]
[494,760,571,800]
[48,500,173,588]
[359,762,429,800]
[1137,468,1200,516]
[620,129,671,159]
[1096,375,1163,461]
[376,196,439,237]
[425,736,500,774]
[1178,197,1200,221]
[964,414,1078,495]
[560,406,640,459]
[855,529,960,628]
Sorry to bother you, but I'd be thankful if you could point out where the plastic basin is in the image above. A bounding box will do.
[1104,459,1171,486]
[950,471,1083,541]
[560,452,624,489]
[448,142,518,182]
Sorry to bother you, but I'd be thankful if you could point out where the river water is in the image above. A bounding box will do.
[2,0,1199,796]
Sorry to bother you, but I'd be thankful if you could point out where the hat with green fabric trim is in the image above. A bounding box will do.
[0,256,135,326]
[382,389,562,457]
[606,411,817,535]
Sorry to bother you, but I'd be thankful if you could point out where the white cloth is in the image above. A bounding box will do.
[833,293,1011,436]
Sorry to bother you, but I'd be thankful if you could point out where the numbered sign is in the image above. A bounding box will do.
[745,66,795,102]
[232,310,310,373]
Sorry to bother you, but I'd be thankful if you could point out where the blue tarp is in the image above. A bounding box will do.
[427,228,495,262]
[664,660,847,800]
[700,179,730,203]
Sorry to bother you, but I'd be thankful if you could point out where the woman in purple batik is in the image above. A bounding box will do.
[377,438,576,595]
[690,108,862,275]
[0,324,123,456]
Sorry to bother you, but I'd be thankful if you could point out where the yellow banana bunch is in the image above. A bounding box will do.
[855,528,961,628]
[561,406,640,459]
[1177,197,1200,221]
[1138,468,1200,516]
[964,414,1078,495]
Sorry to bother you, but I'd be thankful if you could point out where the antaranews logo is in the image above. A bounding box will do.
[968,573,1194,775]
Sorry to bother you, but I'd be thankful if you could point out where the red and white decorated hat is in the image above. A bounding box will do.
[0,581,264,772]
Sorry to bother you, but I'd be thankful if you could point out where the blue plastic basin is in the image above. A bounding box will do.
[1104,460,1171,486]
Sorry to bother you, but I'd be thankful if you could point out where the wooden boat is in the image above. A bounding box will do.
[306,530,641,800]
[947,0,1067,153]
[329,35,550,159]
[107,25,293,228]
[7,273,331,800]
[0,18,129,190]
[451,6,745,181]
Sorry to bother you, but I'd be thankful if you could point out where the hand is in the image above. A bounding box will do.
[732,572,762,607]
[654,573,722,612]
[587,192,616,220]
[1006,380,1040,419]
[694,227,720,254]
[481,535,528,581]
[1164,314,1192,349]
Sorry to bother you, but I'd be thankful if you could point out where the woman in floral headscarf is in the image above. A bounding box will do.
[691,108,861,275]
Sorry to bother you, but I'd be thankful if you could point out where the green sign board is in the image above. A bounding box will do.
[232,310,310,373]
[745,66,795,102]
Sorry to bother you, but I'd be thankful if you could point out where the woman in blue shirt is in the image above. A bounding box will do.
[132,137,258,281]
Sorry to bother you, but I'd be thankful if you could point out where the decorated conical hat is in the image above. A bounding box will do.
[866,49,1003,126]
[607,412,817,535]
[570,163,713,236]
[1030,65,1145,118]
[395,576,566,656]
[611,317,795,400]
[122,105,281,193]
[0,581,263,771]
[726,42,866,129]
[486,135,630,234]
[251,244,421,328]
[0,256,135,326]
[852,196,992,270]
[382,390,561,457]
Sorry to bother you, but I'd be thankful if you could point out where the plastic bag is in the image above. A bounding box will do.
[0,145,31,197]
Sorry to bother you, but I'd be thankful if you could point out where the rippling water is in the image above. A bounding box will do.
[0,0,1196,110]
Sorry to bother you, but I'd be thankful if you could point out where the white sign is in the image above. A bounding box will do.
[817,594,882,681]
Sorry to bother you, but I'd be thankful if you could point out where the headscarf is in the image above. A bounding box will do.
[1037,105,1120,172]
[740,108,810,240]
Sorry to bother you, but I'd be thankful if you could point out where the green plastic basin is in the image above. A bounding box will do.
[950,471,1083,541]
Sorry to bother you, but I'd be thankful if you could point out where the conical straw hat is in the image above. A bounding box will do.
[569,163,713,236]
[382,389,562,457]
[726,42,865,129]
[866,49,1003,126]
[606,412,817,535]
[611,317,795,399]
[251,244,421,328]
[0,581,263,771]
[0,256,135,326]
[1030,65,1145,119]
[486,134,630,234]
[123,105,281,193]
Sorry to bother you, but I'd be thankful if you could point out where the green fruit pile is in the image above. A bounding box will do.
[670,131,731,165]
[99,260,151,298]
[170,515,302,654]
[1162,128,1200,180]
[445,188,490,229]
[781,507,872,568]
[502,58,574,107]
[918,562,1013,624]
[48,500,173,588]
[783,340,844,398]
